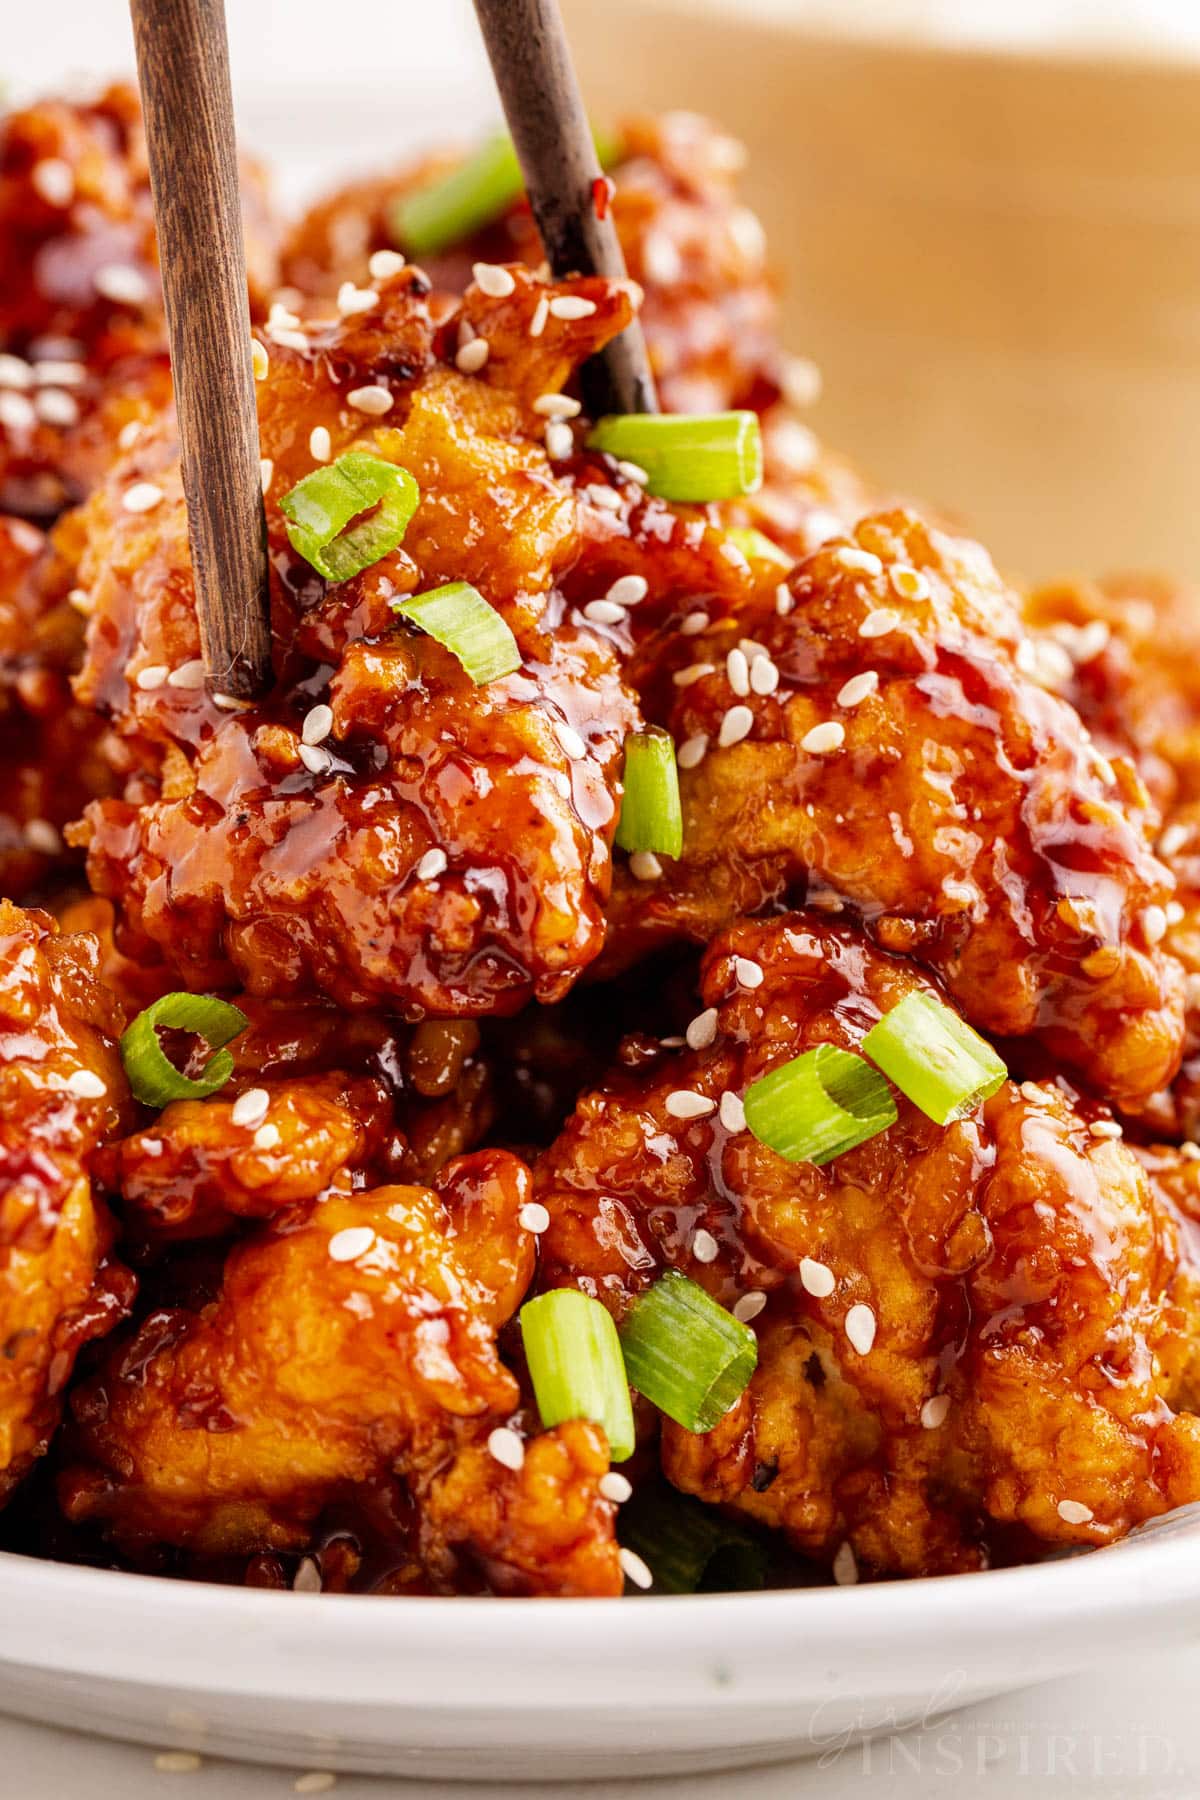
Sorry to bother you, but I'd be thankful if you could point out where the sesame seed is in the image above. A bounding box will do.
[1142,904,1168,946]
[251,340,269,380]
[1089,1119,1123,1140]
[66,1069,106,1099]
[629,851,663,881]
[529,295,550,337]
[680,611,709,636]
[34,358,86,387]
[775,583,793,616]
[416,847,448,881]
[780,354,822,409]
[0,354,31,389]
[719,1090,746,1132]
[95,263,149,306]
[269,302,301,330]
[544,419,574,459]
[835,546,883,576]
[831,1542,858,1586]
[859,608,900,639]
[599,1471,633,1504]
[799,1257,835,1298]
[665,1089,716,1120]
[0,391,34,431]
[293,1556,322,1593]
[519,1201,550,1234]
[718,705,754,748]
[294,1776,337,1796]
[67,587,93,616]
[301,703,333,746]
[729,206,767,264]
[154,1751,203,1773]
[889,564,930,601]
[674,662,715,688]
[336,281,378,317]
[801,721,845,754]
[845,1303,876,1355]
[726,647,750,697]
[346,385,393,416]
[487,1426,526,1471]
[231,1088,270,1128]
[259,458,274,495]
[749,656,779,696]
[253,1122,281,1150]
[266,325,308,357]
[583,599,626,626]
[35,387,79,427]
[211,692,249,711]
[616,459,649,485]
[135,664,168,690]
[586,484,622,512]
[31,158,74,206]
[369,248,406,280]
[24,818,62,855]
[328,1226,375,1263]
[455,337,490,373]
[299,744,331,775]
[837,670,879,707]
[1056,1499,1094,1525]
[123,481,163,514]
[549,295,597,320]
[734,957,763,988]
[921,1394,951,1429]
[677,733,708,770]
[733,1290,766,1324]
[309,425,332,462]
[619,1546,653,1590]
[473,262,516,298]
[686,1007,719,1050]
[692,1227,720,1263]
[554,720,588,760]
[168,659,207,689]
[533,393,581,418]
[606,575,648,607]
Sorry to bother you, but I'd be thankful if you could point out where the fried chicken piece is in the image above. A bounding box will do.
[69,266,642,1016]
[0,900,133,1502]
[602,509,1183,1109]
[0,83,278,521]
[60,1148,620,1594]
[283,112,783,415]
[536,914,1200,1576]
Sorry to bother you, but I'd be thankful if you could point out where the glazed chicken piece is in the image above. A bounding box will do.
[536,914,1200,1577]
[0,83,277,521]
[601,508,1183,1110]
[60,1148,620,1596]
[70,263,643,1016]
[0,900,133,1503]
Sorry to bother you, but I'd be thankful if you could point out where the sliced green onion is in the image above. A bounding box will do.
[520,1288,635,1462]
[726,526,792,569]
[743,1044,897,1166]
[861,990,1008,1125]
[390,581,520,685]
[619,1270,756,1434]
[392,127,623,259]
[585,412,762,503]
[280,453,419,583]
[119,993,248,1108]
[618,1480,768,1594]
[615,728,683,858]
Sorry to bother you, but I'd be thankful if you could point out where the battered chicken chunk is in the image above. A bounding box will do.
[0,900,132,1502]
[536,915,1200,1576]
[604,510,1183,1109]
[71,265,642,1016]
[61,1148,620,1595]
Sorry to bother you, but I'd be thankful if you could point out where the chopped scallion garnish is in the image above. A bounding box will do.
[585,412,763,503]
[743,1044,896,1165]
[861,990,1007,1124]
[725,526,791,569]
[615,728,683,858]
[619,1269,756,1434]
[390,581,520,685]
[119,993,248,1108]
[520,1288,635,1462]
[280,452,419,583]
[618,1480,768,1593]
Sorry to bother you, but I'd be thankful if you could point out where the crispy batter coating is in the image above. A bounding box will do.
[282,112,783,415]
[602,510,1184,1108]
[537,914,1200,1575]
[70,266,642,1016]
[0,901,132,1501]
[61,1148,620,1594]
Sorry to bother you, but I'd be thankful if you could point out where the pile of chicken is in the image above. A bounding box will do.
[3,86,1200,1598]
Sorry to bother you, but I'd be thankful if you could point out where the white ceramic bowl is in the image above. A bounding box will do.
[3,1513,1200,1780]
